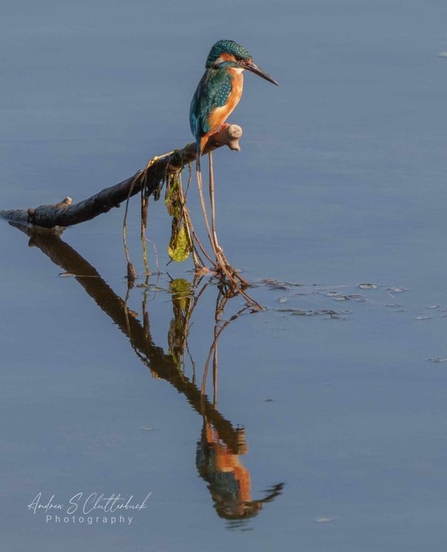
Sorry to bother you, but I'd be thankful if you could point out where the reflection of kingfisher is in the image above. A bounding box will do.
[196,420,284,521]
[190,39,278,160]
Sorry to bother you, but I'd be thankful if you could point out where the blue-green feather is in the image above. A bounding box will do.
[205,39,251,67]
[189,66,234,145]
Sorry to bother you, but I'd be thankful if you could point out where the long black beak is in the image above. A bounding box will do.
[241,58,279,85]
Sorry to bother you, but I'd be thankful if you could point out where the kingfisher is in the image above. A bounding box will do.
[189,39,278,160]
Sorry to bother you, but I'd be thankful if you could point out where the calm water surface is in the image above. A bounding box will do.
[2,1,447,550]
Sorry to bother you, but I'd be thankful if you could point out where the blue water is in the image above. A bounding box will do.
[2,1,447,550]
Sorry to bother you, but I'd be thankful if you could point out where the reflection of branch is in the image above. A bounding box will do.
[11,221,285,520]
[10,222,245,453]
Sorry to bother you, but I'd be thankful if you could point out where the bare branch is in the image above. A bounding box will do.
[0,124,242,229]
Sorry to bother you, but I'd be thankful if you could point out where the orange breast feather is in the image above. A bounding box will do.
[201,70,244,152]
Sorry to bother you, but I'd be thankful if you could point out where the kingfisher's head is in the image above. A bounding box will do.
[205,39,278,85]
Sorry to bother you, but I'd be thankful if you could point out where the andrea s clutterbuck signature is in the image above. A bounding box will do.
[27,492,152,515]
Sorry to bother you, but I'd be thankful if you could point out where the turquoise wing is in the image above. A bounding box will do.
[189,69,232,143]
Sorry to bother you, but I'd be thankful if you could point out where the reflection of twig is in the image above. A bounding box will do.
[201,293,250,401]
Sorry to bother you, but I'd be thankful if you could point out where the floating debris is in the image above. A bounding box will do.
[136,283,166,291]
[358,283,378,289]
[277,308,307,316]
[327,292,365,302]
[277,308,346,319]
[260,278,302,290]
[314,516,335,524]
[388,286,407,294]
[348,294,366,302]
[326,291,341,297]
